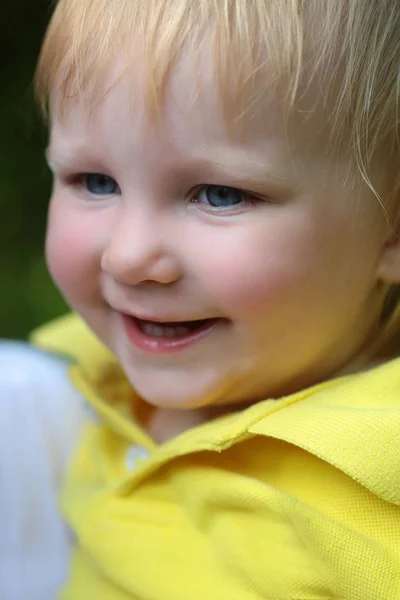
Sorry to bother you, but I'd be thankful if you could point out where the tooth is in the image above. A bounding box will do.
[163,326,178,338]
[175,326,191,336]
[153,325,166,337]
[140,322,192,338]
[142,323,165,337]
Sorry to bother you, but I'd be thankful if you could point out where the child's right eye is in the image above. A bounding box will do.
[80,173,121,196]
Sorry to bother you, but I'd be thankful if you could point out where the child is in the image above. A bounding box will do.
[4,0,400,597]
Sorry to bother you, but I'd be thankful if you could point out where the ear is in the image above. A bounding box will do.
[378,229,400,284]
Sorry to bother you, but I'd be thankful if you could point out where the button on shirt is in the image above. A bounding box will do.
[125,445,150,471]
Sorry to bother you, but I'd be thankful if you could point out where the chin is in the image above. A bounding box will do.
[138,388,213,410]
[123,370,220,410]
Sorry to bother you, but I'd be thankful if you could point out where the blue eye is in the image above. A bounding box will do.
[195,185,246,208]
[83,173,120,195]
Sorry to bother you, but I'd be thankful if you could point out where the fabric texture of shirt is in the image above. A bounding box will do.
[32,314,400,600]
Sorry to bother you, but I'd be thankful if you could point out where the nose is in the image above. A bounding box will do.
[101,206,182,286]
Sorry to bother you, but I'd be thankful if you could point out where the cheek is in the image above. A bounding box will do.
[45,200,101,303]
[192,227,312,316]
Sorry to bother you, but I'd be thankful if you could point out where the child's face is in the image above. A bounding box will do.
[46,49,392,410]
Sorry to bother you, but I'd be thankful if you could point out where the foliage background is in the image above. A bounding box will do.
[1,0,67,339]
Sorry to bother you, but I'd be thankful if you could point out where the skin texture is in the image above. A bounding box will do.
[45,49,399,438]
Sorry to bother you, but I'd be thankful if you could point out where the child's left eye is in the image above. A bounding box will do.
[191,185,252,209]
[82,173,121,196]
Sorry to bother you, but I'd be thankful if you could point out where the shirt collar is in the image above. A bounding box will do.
[32,313,400,504]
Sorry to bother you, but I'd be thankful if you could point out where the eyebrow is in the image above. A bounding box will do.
[46,143,299,193]
[45,146,65,170]
[45,144,107,175]
[201,151,299,193]
[45,146,81,170]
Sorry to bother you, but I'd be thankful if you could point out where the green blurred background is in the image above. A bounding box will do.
[1,0,68,339]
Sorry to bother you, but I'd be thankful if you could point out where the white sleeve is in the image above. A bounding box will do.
[0,342,86,600]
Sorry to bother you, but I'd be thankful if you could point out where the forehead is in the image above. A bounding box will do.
[53,48,274,134]
[50,42,331,176]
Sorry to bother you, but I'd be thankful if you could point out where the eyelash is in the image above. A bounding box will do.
[65,173,263,211]
[73,173,121,195]
[189,185,261,211]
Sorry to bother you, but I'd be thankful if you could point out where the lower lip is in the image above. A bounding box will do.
[121,315,222,354]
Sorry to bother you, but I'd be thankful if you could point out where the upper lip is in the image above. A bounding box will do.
[110,304,214,324]
[126,314,211,324]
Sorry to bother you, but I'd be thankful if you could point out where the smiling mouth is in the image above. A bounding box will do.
[121,313,224,352]
[135,318,211,338]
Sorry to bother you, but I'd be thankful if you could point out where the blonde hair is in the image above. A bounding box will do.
[36,0,400,349]
[36,0,400,193]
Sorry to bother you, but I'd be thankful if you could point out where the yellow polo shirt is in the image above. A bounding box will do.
[32,314,400,600]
